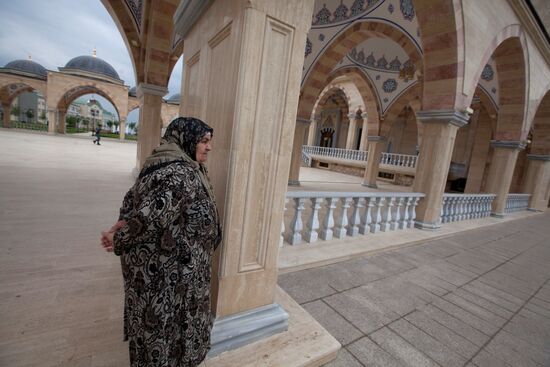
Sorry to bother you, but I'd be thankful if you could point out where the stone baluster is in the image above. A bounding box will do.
[289,197,306,245]
[400,197,411,229]
[347,197,363,237]
[371,197,383,233]
[409,197,419,228]
[458,196,465,221]
[320,197,337,241]
[380,197,394,232]
[304,197,323,243]
[334,197,351,239]
[391,197,403,230]
[280,198,288,247]
[440,196,448,223]
[361,197,375,234]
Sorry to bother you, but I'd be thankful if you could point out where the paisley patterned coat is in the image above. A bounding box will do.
[114,159,221,366]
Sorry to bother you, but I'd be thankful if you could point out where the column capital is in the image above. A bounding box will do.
[416,109,470,128]
[367,135,387,142]
[527,154,550,161]
[361,112,368,119]
[296,117,311,126]
[137,83,169,98]
[490,140,527,150]
[347,112,356,119]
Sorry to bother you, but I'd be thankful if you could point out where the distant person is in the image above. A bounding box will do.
[93,126,101,145]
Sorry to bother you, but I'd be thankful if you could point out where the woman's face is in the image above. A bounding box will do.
[195,133,212,163]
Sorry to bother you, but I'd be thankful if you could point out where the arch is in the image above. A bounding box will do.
[326,66,380,129]
[530,88,550,155]
[311,82,359,121]
[413,0,465,110]
[464,24,528,141]
[298,20,423,120]
[54,84,121,120]
[0,79,48,107]
[380,83,422,137]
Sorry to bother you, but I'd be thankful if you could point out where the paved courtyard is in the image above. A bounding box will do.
[280,211,550,366]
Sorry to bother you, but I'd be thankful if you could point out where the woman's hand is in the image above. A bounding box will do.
[101,220,127,252]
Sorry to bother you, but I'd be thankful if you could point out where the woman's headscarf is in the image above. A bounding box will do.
[162,117,214,161]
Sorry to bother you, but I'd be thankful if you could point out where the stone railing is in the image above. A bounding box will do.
[380,152,418,168]
[302,145,368,162]
[440,193,496,223]
[505,193,531,213]
[301,149,312,166]
[281,191,425,246]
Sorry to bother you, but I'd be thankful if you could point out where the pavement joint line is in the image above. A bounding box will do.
[386,317,452,367]
[317,298,366,347]
[341,345,367,367]
[450,287,515,319]
[462,277,550,367]
[441,292,507,326]
[427,300,494,337]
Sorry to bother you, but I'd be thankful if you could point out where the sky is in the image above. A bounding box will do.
[0,0,183,123]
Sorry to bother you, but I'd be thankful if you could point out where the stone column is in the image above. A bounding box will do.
[47,109,57,134]
[119,117,126,141]
[288,118,310,186]
[57,110,66,134]
[464,109,492,193]
[2,103,10,128]
[362,136,387,188]
[484,141,525,217]
[345,112,357,149]
[307,117,318,146]
[523,155,550,211]
[359,112,368,151]
[413,110,470,229]
[136,83,167,168]
[175,0,315,355]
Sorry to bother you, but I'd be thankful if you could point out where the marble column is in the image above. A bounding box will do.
[174,0,315,355]
[288,118,310,186]
[484,141,525,217]
[2,103,10,128]
[136,83,167,169]
[362,136,387,188]
[307,117,319,146]
[345,112,357,149]
[47,109,57,134]
[57,110,66,134]
[522,155,550,211]
[464,109,492,193]
[413,110,470,229]
[359,112,368,151]
[119,117,126,141]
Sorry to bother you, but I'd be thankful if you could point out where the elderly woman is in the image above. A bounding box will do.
[102,117,222,366]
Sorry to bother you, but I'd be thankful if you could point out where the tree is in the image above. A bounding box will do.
[40,111,47,123]
[11,106,20,120]
[26,109,34,123]
[113,120,120,133]
[106,120,114,132]
[66,115,78,129]
[128,122,137,135]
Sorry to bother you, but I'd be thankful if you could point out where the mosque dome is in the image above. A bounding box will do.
[59,55,122,83]
[128,86,137,97]
[166,93,181,104]
[2,59,48,79]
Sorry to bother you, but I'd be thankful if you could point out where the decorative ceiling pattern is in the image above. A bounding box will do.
[333,37,418,114]
[477,58,499,111]
[304,0,421,85]
[124,0,143,33]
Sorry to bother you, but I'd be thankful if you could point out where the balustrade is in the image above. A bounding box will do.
[380,152,418,168]
[283,191,424,246]
[505,193,531,213]
[302,145,368,162]
[440,194,496,223]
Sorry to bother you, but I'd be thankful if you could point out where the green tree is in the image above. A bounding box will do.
[66,115,78,129]
[26,109,34,123]
[11,106,20,120]
[113,120,120,133]
[106,120,114,132]
[128,122,136,135]
[40,111,47,123]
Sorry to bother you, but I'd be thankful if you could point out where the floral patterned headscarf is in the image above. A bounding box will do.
[162,117,213,161]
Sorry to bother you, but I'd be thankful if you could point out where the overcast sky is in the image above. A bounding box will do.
[0,0,183,122]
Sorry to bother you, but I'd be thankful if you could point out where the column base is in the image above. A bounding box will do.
[361,182,378,189]
[208,303,289,357]
[527,208,544,212]
[490,212,505,218]
[288,180,300,186]
[414,220,442,230]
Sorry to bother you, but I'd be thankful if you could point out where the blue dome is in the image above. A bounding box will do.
[129,86,137,97]
[62,55,120,81]
[3,59,47,79]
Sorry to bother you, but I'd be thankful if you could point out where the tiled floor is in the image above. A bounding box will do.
[279,212,550,367]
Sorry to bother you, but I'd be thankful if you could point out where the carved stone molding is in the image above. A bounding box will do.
[416,109,470,128]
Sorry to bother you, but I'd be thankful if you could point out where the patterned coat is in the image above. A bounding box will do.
[114,159,221,366]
